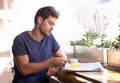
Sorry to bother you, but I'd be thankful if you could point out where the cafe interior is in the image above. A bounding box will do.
[0,0,120,83]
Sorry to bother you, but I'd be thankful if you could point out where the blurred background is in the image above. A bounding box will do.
[0,0,120,51]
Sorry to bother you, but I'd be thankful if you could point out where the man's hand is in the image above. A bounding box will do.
[46,65,59,77]
[49,57,68,67]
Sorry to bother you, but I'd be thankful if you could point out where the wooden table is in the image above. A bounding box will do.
[55,58,120,83]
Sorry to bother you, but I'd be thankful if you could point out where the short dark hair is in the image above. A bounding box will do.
[34,6,59,24]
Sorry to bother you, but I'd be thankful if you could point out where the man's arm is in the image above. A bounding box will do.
[14,55,51,76]
[55,49,67,59]
[14,53,67,76]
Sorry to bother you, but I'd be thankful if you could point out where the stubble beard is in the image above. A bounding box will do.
[39,26,51,37]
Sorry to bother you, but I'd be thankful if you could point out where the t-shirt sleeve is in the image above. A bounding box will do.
[12,36,28,56]
[51,34,60,53]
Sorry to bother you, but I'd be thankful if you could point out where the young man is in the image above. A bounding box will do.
[12,6,68,83]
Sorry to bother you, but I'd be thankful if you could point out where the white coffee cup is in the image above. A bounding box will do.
[68,58,78,64]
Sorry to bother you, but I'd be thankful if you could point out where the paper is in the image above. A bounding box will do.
[64,62,104,72]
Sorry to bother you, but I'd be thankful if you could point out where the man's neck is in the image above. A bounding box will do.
[29,28,44,42]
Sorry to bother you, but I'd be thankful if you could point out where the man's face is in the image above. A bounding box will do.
[39,16,57,36]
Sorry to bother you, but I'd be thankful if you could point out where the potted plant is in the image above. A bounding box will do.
[112,33,120,50]
[69,29,104,62]
[107,28,120,67]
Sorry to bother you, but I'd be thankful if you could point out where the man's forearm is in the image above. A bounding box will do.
[17,59,51,76]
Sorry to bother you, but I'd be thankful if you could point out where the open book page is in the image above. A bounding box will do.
[64,62,104,72]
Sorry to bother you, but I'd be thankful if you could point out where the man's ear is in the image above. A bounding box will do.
[37,16,43,24]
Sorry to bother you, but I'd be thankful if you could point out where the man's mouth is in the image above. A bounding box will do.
[48,30,51,33]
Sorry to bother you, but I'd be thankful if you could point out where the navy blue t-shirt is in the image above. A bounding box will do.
[12,31,60,83]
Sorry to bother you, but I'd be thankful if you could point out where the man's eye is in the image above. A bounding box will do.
[49,22,53,25]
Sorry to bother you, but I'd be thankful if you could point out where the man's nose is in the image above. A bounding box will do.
[50,26,54,30]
